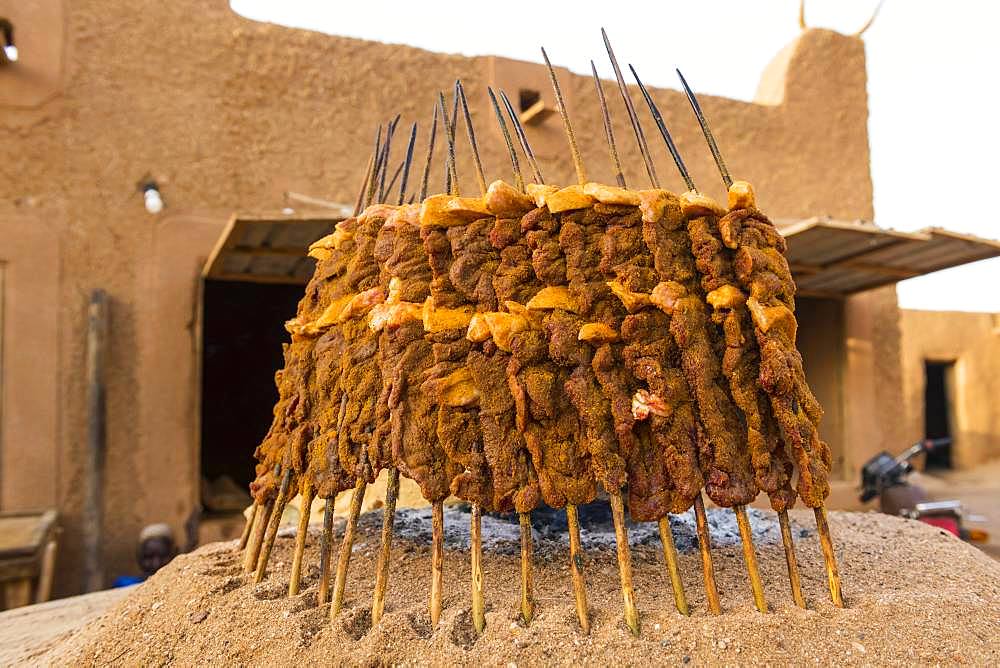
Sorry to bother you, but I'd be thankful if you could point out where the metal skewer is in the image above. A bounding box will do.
[487,86,524,192]
[353,152,376,216]
[590,60,626,188]
[601,28,659,188]
[365,125,384,209]
[377,114,402,203]
[397,122,418,205]
[456,81,487,198]
[419,104,439,201]
[629,64,696,191]
[499,90,543,184]
[675,69,732,188]
[541,47,587,185]
[438,91,460,196]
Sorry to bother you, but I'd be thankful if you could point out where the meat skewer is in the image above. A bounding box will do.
[543,47,639,636]
[676,68,842,608]
[371,121,421,624]
[601,31,724,615]
[488,86,539,625]
[627,64,771,614]
[500,90,594,634]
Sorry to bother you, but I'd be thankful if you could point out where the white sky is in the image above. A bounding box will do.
[231,0,1000,312]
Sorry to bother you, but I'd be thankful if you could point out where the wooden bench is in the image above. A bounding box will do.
[0,510,59,610]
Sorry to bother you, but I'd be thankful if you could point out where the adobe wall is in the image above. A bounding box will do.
[0,0,890,593]
[900,310,1000,469]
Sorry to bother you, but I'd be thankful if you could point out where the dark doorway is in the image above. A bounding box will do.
[923,360,954,470]
[200,279,302,512]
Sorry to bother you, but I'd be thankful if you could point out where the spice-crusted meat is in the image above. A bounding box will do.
[335,206,392,483]
[687,208,796,511]
[594,200,701,519]
[420,222,492,508]
[643,191,757,507]
[718,195,831,507]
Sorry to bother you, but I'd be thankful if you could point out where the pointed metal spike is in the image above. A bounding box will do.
[610,492,641,636]
[430,500,445,627]
[487,87,525,192]
[397,123,418,205]
[676,68,733,187]
[693,493,722,614]
[317,496,336,605]
[288,482,315,596]
[438,92,460,196]
[566,504,591,634]
[255,467,294,583]
[734,506,768,613]
[371,468,401,624]
[239,503,259,551]
[657,516,690,615]
[499,89,544,184]
[471,504,486,634]
[331,478,367,618]
[778,509,807,608]
[629,64,696,192]
[591,60,626,188]
[419,103,439,201]
[541,47,587,185]
[456,81,487,197]
[383,159,405,202]
[814,505,844,607]
[377,116,401,203]
[519,512,535,625]
[601,27,659,188]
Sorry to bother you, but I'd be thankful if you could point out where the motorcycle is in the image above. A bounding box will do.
[859,438,989,543]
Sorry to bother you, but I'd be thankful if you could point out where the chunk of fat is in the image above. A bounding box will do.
[727,180,757,210]
[420,195,488,228]
[706,284,746,311]
[422,296,474,332]
[679,190,726,218]
[384,203,421,229]
[632,389,670,420]
[525,286,579,313]
[526,184,558,208]
[607,280,652,313]
[485,180,535,218]
[337,287,386,323]
[583,182,641,206]
[369,301,423,332]
[545,185,595,213]
[650,281,687,314]
[482,311,531,352]
[746,296,797,341]
[578,322,619,344]
[431,368,481,407]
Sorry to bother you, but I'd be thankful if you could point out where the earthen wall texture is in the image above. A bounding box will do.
[900,310,1000,469]
[0,0,886,594]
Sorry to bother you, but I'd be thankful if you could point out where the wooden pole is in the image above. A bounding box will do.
[288,483,314,596]
[83,289,108,593]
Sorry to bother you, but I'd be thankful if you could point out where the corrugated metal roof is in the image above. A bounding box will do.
[202,211,347,284]
[779,217,1000,298]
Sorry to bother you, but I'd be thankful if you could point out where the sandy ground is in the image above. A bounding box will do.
[20,508,1000,667]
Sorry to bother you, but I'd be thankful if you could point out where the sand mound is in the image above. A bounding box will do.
[33,509,1000,666]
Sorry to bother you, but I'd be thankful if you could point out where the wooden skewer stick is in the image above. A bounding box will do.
[364,124,384,209]
[244,497,273,572]
[456,80,487,197]
[288,482,315,597]
[814,506,844,607]
[471,504,486,634]
[609,492,641,636]
[499,90,543,184]
[371,467,400,624]
[331,478,368,618]
[541,47,587,185]
[383,159,405,202]
[238,503,258,551]
[430,500,445,627]
[353,152,376,217]
[317,496,336,605]
[397,122,418,205]
[519,512,535,625]
[565,504,591,634]
[629,64,696,192]
[254,467,294,583]
[601,28,659,188]
[693,493,722,614]
[778,509,807,608]
[590,60,626,188]
[676,68,733,188]
[487,87,524,192]
[657,517,690,615]
[438,91,460,196]
[734,505,768,613]
[419,103,439,201]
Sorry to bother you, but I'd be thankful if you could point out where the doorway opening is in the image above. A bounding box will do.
[199,278,301,515]
[923,360,954,470]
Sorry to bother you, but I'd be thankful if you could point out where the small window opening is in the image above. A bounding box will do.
[0,19,16,64]
[518,89,541,113]
[923,360,954,470]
